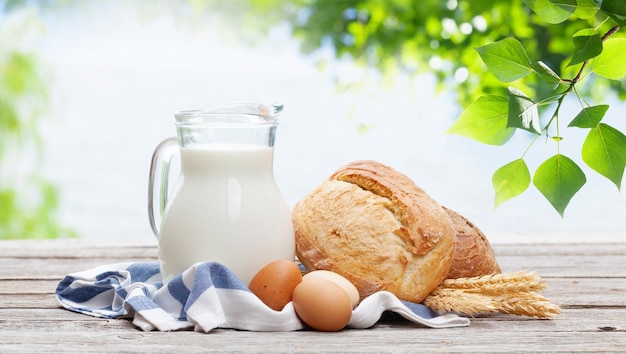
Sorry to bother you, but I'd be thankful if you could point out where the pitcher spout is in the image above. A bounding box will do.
[201,102,283,123]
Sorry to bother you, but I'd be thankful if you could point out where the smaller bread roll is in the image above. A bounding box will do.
[293,160,455,303]
[443,207,501,279]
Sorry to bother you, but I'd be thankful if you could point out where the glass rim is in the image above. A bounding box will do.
[174,102,283,126]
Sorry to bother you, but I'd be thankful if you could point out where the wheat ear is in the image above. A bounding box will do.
[424,271,562,319]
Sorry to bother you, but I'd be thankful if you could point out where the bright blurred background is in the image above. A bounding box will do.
[1,1,625,243]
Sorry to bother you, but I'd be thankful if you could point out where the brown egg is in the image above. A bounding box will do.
[248,259,303,311]
[292,278,353,332]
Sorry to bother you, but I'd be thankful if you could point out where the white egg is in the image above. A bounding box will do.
[302,270,360,308]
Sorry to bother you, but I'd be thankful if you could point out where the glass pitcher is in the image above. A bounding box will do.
[148,102,295,285]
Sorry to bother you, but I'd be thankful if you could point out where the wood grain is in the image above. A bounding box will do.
[0,239,624,353]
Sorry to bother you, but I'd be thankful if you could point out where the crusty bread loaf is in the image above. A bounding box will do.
[444,207,501,279]
[292,160,455,303]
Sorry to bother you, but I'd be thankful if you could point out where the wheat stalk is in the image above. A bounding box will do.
[424,270,562,319]
[494,293,563,318]
[439,271,546,293]
[423,289,496,316]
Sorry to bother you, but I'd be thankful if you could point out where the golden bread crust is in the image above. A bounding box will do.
[444,207,501,279]
[293,160,455,303]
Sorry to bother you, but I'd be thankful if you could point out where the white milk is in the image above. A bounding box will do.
[157,145,295,285]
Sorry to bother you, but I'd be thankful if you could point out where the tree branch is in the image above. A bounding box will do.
[570,25,621,84]
[601,24,621,41]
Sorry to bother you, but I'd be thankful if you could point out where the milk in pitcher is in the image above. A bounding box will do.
[157,145,295,285]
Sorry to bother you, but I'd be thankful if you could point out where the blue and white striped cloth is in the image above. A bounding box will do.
[55,261,470,332]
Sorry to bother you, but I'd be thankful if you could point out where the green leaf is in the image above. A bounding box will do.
[533,154,586,217]
[493,159,531,207]
[568,29,603,66]
[582,123,626,190]
[507,87,541,134]
[532,61,562,88]
[592,38,626,80]
[522,0,577,24]
[601,0,626,16]
[574,0,599,19]
[475,38,533,82]
[568,105,609,128]
[3,53,37,95]
[447,95,515,146]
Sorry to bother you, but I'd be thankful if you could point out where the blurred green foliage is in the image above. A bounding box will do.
[233,0,626,106]
[219,0,626,215]
[0,5,76,239]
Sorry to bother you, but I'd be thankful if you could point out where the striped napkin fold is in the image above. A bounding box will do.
[55,261,470,332]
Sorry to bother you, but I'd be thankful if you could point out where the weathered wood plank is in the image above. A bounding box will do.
[2,254,623,280]
[0,324,624,353]
[2,240,624,258]
[0,238,157,251]
[491,242,626,256]
[0,239,158,261]
[0,258,158,280]
[1,308,624,333]
[542,278,626,308]
[496,255,626,277]
[2,277,623,308]
[2,242,625,279]
[0,280,61,294]
[0,294,59,309]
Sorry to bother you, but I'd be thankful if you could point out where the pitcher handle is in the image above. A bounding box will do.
[148,137,179,238]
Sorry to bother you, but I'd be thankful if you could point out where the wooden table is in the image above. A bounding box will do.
[1,238,625,353]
